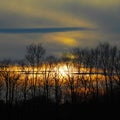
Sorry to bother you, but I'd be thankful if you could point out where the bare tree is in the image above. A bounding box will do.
[107,46,117,103]
[92,47,101,101]
[0,59,12,103]
[18,60,31,102]
[71,48,87,103]
[25,43,45,97]
[0,78,3,100]
[61,53,78,104]
[42,56,57,103]
[114,50,120,86]
[97,43,111,103]
[53,64,63,105]
[0,59,21,104]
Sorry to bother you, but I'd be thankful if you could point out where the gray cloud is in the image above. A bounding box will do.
[0,27,94,34]
[0,0,120,60]
[0,11,59,28]
[60,2,120,33]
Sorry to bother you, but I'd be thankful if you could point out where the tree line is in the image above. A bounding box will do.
[0,42,120,105]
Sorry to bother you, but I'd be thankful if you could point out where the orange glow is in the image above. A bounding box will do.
[58,65,69,77]
[0,62,117,97]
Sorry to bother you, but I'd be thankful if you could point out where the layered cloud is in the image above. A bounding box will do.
[0,27,94,34]
[0,0,120,59]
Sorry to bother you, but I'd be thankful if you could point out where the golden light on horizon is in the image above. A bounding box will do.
[0,61,118,101]
[0,63,116,90]
[58,65,68,77]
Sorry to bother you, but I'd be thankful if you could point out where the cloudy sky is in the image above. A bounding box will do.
[0,0,120,60]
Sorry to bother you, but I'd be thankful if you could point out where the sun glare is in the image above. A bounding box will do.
[59,65,68,76]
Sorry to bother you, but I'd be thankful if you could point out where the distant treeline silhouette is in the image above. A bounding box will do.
[0,42,120,106]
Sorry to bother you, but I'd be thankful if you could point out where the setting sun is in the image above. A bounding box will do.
[58,65,68,76]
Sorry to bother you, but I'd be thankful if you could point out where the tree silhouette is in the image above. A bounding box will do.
[0,59,21,104]
[25,43,45,97]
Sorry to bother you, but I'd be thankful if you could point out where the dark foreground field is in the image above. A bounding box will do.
[0,99,120,120]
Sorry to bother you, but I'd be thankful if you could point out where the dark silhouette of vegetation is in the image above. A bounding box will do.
[25,43,45,97]
[0,42,120,119]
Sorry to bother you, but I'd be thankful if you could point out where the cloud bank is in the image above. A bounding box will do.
[0,0,120,60]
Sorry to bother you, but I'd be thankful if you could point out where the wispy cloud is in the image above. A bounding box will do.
[0,27,94,34]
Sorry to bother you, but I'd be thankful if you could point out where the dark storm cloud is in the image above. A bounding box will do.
[0,27,94,34]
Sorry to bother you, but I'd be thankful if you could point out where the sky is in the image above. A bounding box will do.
[0,0,120,60]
